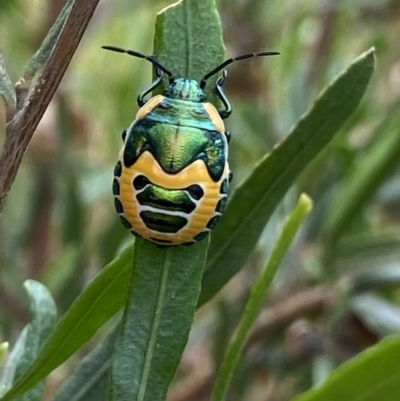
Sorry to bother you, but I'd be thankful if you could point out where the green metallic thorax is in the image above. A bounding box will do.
[124,88,226,181]
[164,78,206,102]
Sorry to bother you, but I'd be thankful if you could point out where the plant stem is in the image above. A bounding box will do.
[211,194,313,401]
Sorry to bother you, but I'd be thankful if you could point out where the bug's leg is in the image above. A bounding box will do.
[215,70,231,119]
[137,66,164,107]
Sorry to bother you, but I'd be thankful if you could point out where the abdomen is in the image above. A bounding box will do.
[113,150,229,246]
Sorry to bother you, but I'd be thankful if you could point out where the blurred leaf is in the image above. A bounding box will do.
[0,330,28,396]
[323,97,400,246]
[290,334,400,401]
[40,245,81,295]
[0,52,374,397]
[351,263,400,292]
[376,175,400,203]
[212,194,313,401]
[98,218,128,267]
[0,343,8,364]
[51,329,118,401]
[9,281,57,401]
[0,250,131,401]
[351,293,400,337]
[334,233,400,277]
[200,48,376,306]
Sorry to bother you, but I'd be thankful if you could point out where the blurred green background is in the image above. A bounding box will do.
[1,0,400,400]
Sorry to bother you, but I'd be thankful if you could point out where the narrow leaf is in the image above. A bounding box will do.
[200,48,375,306]
[289,334,400,401]
[153,0,224,103]
[14,281,57,401]
[323,97,400,245]
[0,330,29,396]
[0,343,8,364]
[0,249,131,401]
[109,1,224,399]
[211,194,313,401]
[108,238,208,401]
[50,329,118,401]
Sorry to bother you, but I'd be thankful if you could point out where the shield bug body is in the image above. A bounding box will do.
[104,46,278,246]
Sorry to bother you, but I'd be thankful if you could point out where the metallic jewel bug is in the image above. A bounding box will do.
[104,45,279,246]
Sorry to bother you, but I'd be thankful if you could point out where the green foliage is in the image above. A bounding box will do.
[3,0,400,401]
[0,281,57,401]
[109,239,208,401]
[51,329,118,401]
[211,194,313,401]
[323,97,400,247]
[0,249,130,401]
[201,48,375,306]
[290,334,400,401]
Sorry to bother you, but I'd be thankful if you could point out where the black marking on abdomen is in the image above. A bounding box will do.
[130,230,141,238]
[150,237,173,244]
[140,211,187,233]
[112,179,120,196]
[193,231,209,242]
[182,241,196,246]
[220,178,229,195]
[133,175,151,190]
[114,161,122,177]
[137,186,196,213]
[216,197,227,213]
[206,215,220,230]
[114,198,124,214]
[120,215,132,229]
[186,184,204,200]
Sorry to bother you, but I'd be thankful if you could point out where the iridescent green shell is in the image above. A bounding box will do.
[113,79,230,246]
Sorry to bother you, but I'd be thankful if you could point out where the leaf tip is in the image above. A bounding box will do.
[157,0,183,15]
[366,46,376,59]
[299,193,313,215]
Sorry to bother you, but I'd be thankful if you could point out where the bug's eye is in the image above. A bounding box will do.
[121,130,127,141]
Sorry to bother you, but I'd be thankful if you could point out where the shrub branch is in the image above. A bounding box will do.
[0,0,101,214]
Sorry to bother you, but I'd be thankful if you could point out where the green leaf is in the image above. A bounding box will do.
[0,330,28,397]
[0,343,8,365]
[50,329,118,401]
[0,250,131,401]
[211,194,313,401]
[108,1,224,399]
[323,97,400,246]
[351,294,400,337]
[289,334,400,401]
[108,239,208,401]
[153,0,224,103]
[13,281,57,401]
[200,48,376,307]
[0,50,16,107]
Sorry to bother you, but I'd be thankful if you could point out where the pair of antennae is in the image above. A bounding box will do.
[102,45,279,88]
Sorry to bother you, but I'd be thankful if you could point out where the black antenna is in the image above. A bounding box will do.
[102,46,175,83]
[200,51,280,89]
